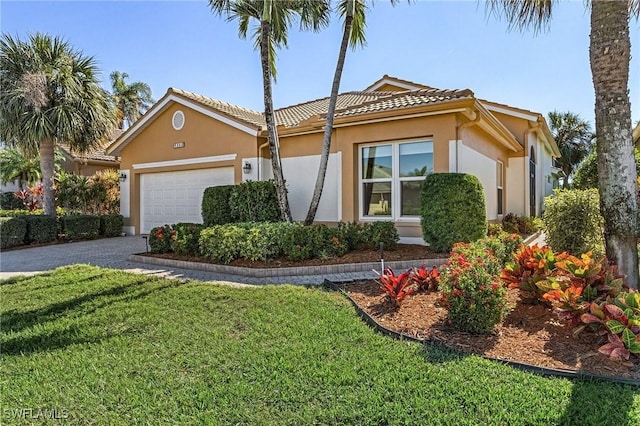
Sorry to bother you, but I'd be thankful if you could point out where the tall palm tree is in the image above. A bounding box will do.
[304,0,367,225]
[487,0,639,290]
[209,0,329,222]
[547,110,594,188]
[110,71,154,130]
[0,33,115,217]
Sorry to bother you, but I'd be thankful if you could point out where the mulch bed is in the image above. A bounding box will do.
[144,244,447,268]
[341,279,640,382]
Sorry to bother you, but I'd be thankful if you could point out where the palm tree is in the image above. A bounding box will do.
[547,110,594,189]
[208,0,329,222]
[487,0,639,290]
[0,147,43,189]
[0,33,115,217]
[110,71,154,130]
[304,0,367,225]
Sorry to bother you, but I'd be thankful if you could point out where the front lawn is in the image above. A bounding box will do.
[1,266,638,425]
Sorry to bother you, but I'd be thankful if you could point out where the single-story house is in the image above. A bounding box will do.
[107,75,560,242]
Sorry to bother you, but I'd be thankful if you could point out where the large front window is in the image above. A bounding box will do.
[360,140,433,219]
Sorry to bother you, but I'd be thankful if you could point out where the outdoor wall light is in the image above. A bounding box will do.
[243,162,252,174]
[119,172,127,182]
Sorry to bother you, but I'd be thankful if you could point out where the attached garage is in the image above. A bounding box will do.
[140,167,234,233]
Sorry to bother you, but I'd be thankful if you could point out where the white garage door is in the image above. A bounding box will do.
[140,168,234,233]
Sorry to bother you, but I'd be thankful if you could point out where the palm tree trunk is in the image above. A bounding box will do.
[304,14,353,226]
[260,18,293,222]
[39,138,56,217]
[590,0,638,289]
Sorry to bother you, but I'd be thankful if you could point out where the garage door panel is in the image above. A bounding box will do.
[140,168,234,233]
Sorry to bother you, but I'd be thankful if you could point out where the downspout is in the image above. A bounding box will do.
[258,141,269,181]
[455,108,480,172]
[524,120,541,216]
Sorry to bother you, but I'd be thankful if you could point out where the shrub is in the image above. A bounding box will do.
[24,215,57,244]
[411,264,440,292]
[0,192,24,210]
[364,221,399,250]
[202,185,234,226]
[439,245,509,333]
[573,148,640,190]
[149,225,175,254]
[100,214,124,237]
[421,173,487,253]
[337,221,367,251]
[237,222,291,261]
[0,216,27,249]
[487,222,503,237]
[62,215,100,240]
[501,213,539,236]
[282,223,315,261]
[310,224,349,259]
[172,223,204,256]
[542,189,604,256]
[229,180,281,223]
[200,225,246,264]
[500,245,559,302]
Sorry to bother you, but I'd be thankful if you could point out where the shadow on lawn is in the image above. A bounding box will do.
[1,278,186,355]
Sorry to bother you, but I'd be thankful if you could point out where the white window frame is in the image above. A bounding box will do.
[497,160,504,217]
[359,139,433,222]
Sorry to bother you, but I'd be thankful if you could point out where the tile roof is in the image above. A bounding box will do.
[60,129,122,163]
[334,88,474,118]
[170,88,264,128]
[169,80,473,130]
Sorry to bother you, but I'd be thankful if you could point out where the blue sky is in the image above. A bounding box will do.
[1,0,638,126]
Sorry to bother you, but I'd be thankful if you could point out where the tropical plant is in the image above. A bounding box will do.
[411,264,440,292]
[486,0,640,290]
[547,111,594,188]
[0,33,116,218]
[573,147,640,190]
[109,71,154,130]
[376,268,415,307]
[208,0,329,222]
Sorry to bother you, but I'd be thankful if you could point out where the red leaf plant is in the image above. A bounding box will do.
[375,268,416,307]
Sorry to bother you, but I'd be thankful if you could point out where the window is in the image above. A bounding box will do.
[497,161,504,216]
[360,140,433,220]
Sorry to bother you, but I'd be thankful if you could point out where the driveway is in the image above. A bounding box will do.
[0,236,373,285]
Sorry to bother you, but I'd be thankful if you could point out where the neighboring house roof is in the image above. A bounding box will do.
[59,130,122,165]
[633,121,640,147]
[107,75,557,157]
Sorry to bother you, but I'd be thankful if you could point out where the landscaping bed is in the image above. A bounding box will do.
[143,243,446,268]
[341,279,640,382]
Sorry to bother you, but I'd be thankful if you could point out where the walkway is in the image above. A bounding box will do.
[0,236,378,285]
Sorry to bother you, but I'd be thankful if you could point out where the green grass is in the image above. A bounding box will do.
[1,265,638,425]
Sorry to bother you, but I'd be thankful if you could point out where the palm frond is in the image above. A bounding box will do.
[485,0,555,34]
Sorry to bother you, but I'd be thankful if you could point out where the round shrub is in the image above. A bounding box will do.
[439,243,508,333]
[542,189,604,256]
[149,225,174,253]
[420,173,487,253]
[365,221,399,250]
[229,180,281,223]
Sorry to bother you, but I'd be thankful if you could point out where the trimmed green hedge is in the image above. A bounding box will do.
[420,173,487,252]
[229,180,281,222]
[173,223,204,256]
[63,215,101,240]
[0,216,27,249]
[24,215,57,244]
[0,192,24,210]
[100,214,124,237]
[202,185,234,226]
[201,181,282,226]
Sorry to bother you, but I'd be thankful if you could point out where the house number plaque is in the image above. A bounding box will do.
[173,142,185,149]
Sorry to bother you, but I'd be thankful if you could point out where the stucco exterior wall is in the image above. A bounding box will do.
[118,103,258,232]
